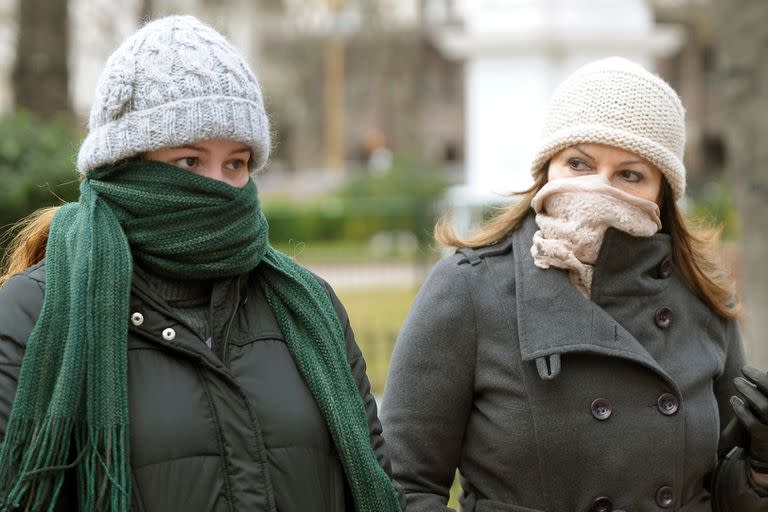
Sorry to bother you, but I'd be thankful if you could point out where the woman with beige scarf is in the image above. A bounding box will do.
[381,57,767,511]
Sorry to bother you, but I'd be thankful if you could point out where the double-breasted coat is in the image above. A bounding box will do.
[381,214,767,511]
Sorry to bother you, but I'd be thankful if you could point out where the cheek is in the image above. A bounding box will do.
[630,182,662,203]
[546,163,568,181]
[229,173,250,188]
[647,174,664,203]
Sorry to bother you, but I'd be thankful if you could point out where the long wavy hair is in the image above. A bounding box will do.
[435,167,740,321]
[0,206,60,287]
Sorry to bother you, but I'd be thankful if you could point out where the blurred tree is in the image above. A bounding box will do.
[12,0,70,119]
[712,0,768,367]
[0,110,80,255]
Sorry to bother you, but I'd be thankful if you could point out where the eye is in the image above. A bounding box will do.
[567,158,591,172]
[225,159,248,172]
[619,170,644,183]
[174,157,199,170]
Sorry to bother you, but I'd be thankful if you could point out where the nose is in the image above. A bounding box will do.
[591,168,612,185]
[198,164,227,182]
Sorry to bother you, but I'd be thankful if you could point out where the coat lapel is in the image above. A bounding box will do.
[512,215,670,380]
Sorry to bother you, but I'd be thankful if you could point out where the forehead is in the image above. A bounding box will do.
[558,143,648,163]
[160,140,251,153]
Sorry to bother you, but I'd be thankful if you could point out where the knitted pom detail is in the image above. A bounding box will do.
[78,15,270,174]
[94,51,136,126]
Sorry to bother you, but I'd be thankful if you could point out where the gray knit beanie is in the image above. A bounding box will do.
[77,15,270,174]
[530,57,686,200]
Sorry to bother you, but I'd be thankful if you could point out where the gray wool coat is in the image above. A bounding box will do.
[381,214,768,512]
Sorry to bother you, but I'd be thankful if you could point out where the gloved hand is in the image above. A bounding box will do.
[731,365,768,474]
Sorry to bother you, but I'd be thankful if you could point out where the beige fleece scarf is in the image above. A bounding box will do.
[530,175,662,298]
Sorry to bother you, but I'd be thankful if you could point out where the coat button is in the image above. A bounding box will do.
[591,495,613,512]
[130,312,144,326]
[658,257,672,279]
[162,328,176,341]
[591,398,613,421]
[657,393,679,416]
[654,307,672,329]
[655,485,674,508]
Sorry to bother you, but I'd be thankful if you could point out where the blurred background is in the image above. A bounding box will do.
[0,1,766,491]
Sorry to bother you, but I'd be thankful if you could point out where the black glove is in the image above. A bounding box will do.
[732,365,768,474]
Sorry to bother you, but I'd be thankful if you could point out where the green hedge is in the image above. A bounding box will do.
[0,110,81,249]
[264,158,447,246]
[0,117,448,253]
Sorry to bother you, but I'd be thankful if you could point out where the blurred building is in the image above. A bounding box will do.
[0,0,723,196]
[651,0,727,194]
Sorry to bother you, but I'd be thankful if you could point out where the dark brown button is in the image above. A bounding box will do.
[654,307,672,329]
[655,485,674,508]
[591,496,613,512]
[658,257,672,279]
[657,393,679,416]
[591,398,613,421]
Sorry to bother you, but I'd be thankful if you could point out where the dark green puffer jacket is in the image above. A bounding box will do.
[0,260,400,511]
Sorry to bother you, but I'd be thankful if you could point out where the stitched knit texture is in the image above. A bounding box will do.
[0,160,401,512]
[531,175,662,298]
[529,57,687,200]
[76,15,271,174]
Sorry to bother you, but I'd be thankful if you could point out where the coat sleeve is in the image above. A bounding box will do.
[321,278,407,511]
[712,319,768,510]
[0,271,44,438]
[380,256,477,512]
[0,269,78,511]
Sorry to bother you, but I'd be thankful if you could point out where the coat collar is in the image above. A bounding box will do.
[512,213,674,380]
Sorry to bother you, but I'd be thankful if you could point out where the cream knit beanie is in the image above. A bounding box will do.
[529,57,686,200]
[77,15,270,174]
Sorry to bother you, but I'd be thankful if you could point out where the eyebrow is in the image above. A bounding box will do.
[573,146,596,161]
[177,143,251,155]
[573,145,647,166]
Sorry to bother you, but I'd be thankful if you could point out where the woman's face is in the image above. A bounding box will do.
[144,139,251,188]
[547,143,664,203]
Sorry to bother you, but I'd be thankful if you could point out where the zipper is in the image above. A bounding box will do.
[221,275,243,367]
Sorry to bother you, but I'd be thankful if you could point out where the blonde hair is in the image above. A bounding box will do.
[0,206,60,287]
[435,169,740,321]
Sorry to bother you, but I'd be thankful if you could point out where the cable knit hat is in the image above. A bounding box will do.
[77,15,270,174]
[530,57,686,200]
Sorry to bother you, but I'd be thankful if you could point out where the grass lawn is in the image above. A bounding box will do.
[334,284,461,509]
[334,285,418,395]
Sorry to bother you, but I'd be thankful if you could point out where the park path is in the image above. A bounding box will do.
[302,261,429,289]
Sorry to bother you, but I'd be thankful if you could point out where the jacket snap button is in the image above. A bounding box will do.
[657,393,679,416]
[162,328,176,341]
[591,495,613,512]
[591,398,613,421]
[655,485,674,508]
[658,257,672,279]
[654,307,672,329]
[130,312,144,326]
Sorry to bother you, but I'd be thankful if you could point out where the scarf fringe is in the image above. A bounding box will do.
[0,417,130,512]
[77,425,130,512]
[0,416,74,511]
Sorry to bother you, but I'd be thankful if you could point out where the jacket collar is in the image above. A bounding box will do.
[512,213,673,380]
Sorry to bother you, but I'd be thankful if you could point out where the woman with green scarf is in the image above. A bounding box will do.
[0,15,402,512]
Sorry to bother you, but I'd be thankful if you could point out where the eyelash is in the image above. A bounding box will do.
[566,158,644,183]
[226,159,248,171]
[567,158,590,171]
[619,170,643,183]
[174,157,248,171]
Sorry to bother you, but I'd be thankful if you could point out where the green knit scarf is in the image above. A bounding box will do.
[0,160,401,512]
